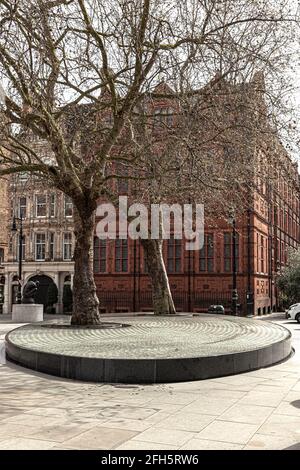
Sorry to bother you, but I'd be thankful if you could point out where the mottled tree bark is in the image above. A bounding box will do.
[142,238,176,315]
[71,208,101,325]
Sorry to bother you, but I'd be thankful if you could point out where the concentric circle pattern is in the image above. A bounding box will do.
[6,315,290,359]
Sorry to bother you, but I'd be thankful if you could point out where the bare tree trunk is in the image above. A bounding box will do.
[71,209,101,325]
[142,239,176,315]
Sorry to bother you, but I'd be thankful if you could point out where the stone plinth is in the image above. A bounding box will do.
[5,315,292,383]
[12,304,43,323]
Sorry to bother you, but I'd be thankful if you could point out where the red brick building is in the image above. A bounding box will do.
[93,165,300,316]
[93,80,300,316]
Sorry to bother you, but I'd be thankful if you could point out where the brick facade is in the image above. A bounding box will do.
[92,80,300,316]
[93,165,300,316]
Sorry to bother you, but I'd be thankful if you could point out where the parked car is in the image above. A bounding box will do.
[286,303,300,322]
[207,305,225,314]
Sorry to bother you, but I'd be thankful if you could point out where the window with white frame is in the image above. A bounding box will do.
[19,172,29,183]
[64,196,73,217]
[49,194,56,217]
[63,233,73,260]
[35,233,46,260]
[36,195,47,217]
[19,197,27,219]
[153,107,174,128]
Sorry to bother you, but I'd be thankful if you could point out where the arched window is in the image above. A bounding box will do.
[153,107,174,128]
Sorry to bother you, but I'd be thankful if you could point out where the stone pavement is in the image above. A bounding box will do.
[0,313,300,450]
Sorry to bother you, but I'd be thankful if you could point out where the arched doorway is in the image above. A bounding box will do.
[29,275,57,312]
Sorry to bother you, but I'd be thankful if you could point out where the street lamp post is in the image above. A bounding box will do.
[228,210,238,316]
[133,239,137,312]
[246,208,254,316]
[11,215,23,304]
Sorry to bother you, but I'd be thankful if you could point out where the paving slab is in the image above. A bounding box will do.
[218,403,273,425]
[180,438,243,450]
[63,426,138,450]
[244,433,300,450]
[116,440,178,450]
[197,420,260,444]
[238,390,287,407]
[30,422,96,443]
[155,411,215,432]
[274,401,300,417]
[182,397,239,415]
[257,413,300,437]
[132,427,195,447]
[0,437,57,450]
[2,413,63,427]
[103,418,152,432]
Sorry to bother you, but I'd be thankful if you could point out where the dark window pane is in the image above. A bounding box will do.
[36,195,47,217]
[168,259,174,272]
[207,259,213,272]
[200,258,206,271]
[225,259,231,272]
[224,233,231,244]
[175,242,181,257]
[207,239,213,258]
[167,236,181,273]
[100,260,106,272]
[115,239,128,272]
[224,245,231,257]
[19,197,27,219]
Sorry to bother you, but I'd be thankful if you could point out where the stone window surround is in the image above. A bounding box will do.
[35,194,47,218]
[35,232,46,261]
[63,232,73,261]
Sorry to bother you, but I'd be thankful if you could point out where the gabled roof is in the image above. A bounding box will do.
[153,81,176,96]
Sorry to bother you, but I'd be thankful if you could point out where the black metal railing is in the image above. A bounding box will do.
[98,290,246,314]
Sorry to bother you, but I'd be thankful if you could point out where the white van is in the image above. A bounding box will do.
[286,303,300,322]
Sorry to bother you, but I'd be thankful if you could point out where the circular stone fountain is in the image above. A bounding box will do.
[5,314,292,383]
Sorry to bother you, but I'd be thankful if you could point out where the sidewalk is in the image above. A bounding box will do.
[0,313,299,450]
